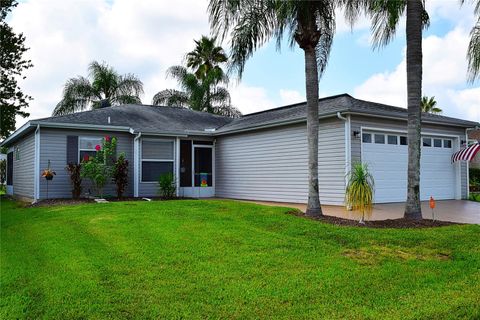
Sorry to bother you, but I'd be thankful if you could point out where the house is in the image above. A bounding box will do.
[1,94,478,204]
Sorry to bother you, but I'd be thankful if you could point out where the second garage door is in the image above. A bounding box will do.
[362,131,457,203]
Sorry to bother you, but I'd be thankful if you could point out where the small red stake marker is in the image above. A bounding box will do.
[430,196,436,222]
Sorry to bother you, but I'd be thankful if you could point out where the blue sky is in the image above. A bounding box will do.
[8,0,480,127]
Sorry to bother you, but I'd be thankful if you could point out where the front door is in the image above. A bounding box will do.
[179,140,214,198]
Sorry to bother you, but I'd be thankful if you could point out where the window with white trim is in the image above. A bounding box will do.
[374,134,385,144]
[141,140,174,182]
[362,133,372,143]
[79,137,102,162]
[387,135,398,145]
[443,139,452,148]
[422,137,432,147]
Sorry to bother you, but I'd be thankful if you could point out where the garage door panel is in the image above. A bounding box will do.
[362,132,456,203]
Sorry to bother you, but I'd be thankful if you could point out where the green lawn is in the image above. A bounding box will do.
[1,198,479,319]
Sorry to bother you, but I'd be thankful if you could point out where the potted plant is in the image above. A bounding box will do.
[42,160,56,199]
[42,160,56,180]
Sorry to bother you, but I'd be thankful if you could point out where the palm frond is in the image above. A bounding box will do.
[152,89,189,107]
[211,104,242,118]
[113,73,144,104]
[88,61,119,99]
[467,18,480,83]
[52,76,95,116]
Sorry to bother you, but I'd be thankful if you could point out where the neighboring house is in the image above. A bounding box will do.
[1,94,478,204]
[468,129,480,169]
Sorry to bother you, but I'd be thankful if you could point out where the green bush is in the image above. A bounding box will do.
[158,173,176,200]
[470,168,480,192]
[81,136,117,198]
[469,193,480,202]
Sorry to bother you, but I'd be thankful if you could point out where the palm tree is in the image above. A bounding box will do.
[209,0,335,217]
[53,61,143,116]
[421,96,442,114]
[152,65,241,118]
[343,0,429,220]
[186,35,228,80]
[463,0,480,82]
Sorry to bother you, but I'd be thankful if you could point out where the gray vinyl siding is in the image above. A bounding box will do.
[12,132,35,199]
[39,129,134,199]
[215,118,346,205]
[138,136,176,197]
[350,115,468,199]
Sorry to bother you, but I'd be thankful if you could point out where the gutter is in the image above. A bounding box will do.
[212,113,341,136]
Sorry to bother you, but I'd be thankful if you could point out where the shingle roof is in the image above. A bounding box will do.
[35,104,233,134]
[3,94,477,147]
[215,94,478,133]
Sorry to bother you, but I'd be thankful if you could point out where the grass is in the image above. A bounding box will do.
[1,197,479,319]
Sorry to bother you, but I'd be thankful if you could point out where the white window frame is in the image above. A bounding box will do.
[78,136,103,162]
[140,138,175,183]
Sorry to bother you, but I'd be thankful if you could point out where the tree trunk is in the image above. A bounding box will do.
[404,0,423,220]
[304,47,322,217]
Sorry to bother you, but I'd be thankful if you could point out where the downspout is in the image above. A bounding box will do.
[465,127,479,199]
[133,132,142,197]
[34,124,40,202]
[337,112,351,190]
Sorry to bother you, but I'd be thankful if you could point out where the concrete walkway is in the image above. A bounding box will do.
[237,199,480,224]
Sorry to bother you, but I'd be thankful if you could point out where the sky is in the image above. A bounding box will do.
[7,0,480,129]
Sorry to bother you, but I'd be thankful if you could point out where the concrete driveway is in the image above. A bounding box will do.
[241,200,480,224]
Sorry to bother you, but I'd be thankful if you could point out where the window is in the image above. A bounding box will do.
[433,139,442,148]
[374,134,385,144]
[387,135,398,145]
[444,139,452,148]
[400,136,408,145]
[79,137,102,162]
[362,133,372,143]
[141,140,174,182]
[423,138,432,147]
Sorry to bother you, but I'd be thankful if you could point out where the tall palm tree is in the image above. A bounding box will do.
[186,35,228,80]
[463,0,480,82]
[152,65,241,118]
[209,0,335,217]
[421,96,442,114]
[342,0,429,220]
[53,61,143,116]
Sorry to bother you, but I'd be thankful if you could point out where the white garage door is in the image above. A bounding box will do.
[362,131,457,203]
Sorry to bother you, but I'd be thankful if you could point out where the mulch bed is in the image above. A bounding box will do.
[287,210,460,228]
[28,198,96,207]
[27,196,196,207]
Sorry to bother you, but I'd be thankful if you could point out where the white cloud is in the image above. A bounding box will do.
[279,89,304,105]
[354,25,480,122]
[229,84,277,115]
[10,0,210,126]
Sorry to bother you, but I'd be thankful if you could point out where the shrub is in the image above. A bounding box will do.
[0,159,6,186]
[345,163,375,223]
[112,154,129,198]
[158,173,176,199]
[469,193,480,202]
[81,136,117,198]
[66,163,82,199]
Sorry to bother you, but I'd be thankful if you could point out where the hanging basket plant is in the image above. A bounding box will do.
[42,161,56,181]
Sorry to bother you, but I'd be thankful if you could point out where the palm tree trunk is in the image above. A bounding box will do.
[404,0,423,220]
[304,47,322,217]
